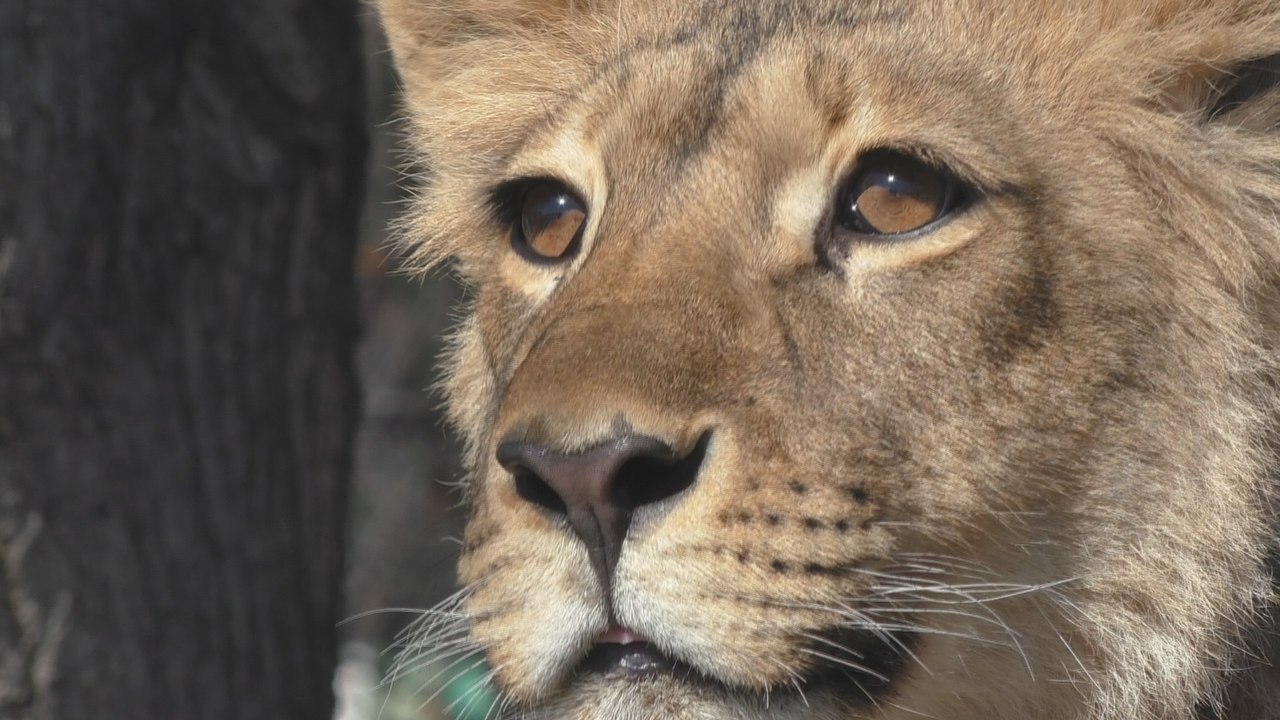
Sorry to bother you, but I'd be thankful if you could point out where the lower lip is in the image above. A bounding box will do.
[582,641,683,675]
[597,625,649,645]
[578,627,911,700]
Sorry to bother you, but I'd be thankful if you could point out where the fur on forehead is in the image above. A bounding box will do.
[377,0,1280,274]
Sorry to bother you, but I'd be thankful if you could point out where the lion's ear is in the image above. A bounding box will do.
[1147,6,1280,131]
[1157,50,1280,131]
[1200,55,1280,131]
[377,0,609,72]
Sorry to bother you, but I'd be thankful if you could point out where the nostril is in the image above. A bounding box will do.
[495,430,711,521]
[512,469,568,515]
[496,442,570,516]
[613,430,711,510]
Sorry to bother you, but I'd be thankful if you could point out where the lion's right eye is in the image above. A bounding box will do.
[835,151,960,238]
[511,180,587,263]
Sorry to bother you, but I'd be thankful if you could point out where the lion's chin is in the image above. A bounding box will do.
[527,672,770,720]
[524,671,857,720]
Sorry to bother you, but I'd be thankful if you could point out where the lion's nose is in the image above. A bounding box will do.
[496,432,708,596]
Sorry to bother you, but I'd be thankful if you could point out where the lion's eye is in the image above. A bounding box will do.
[836,152,957,236]
[513,181,587,262]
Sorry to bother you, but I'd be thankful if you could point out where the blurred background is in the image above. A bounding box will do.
[338,12,474,720]
[1,2,475,718]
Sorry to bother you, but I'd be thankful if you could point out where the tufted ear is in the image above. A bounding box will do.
[373,0,618,275]
[376,0,611,75]
[1201,55,1280,130]
[1146,4,1280,130]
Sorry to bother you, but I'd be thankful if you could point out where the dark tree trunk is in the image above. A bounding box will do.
[0,1,365,718]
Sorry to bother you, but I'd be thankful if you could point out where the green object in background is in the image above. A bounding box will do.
[442,661,500,720]
[373,655,500,720]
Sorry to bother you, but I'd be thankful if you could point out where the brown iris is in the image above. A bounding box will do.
[515,181,587,262]
[838,152,955,236]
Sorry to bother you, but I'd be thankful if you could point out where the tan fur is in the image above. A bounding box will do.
[377,1,1280,718]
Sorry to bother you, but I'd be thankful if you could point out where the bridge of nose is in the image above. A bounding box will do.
[489,214,769,596]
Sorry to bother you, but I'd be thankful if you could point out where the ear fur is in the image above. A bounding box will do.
[373,0,618,275]
[1205,55,1280,131]
[1133,2,1280,128]
[376,0,611,74]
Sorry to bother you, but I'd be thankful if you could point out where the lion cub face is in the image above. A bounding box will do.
[379,1,1280,718]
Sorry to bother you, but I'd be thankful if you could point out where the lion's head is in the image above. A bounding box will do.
[377,1,1280,718]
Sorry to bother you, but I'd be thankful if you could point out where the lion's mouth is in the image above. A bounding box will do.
[576,624,911,699]
[581,625,692,676]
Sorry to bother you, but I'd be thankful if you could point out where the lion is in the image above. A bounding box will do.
[374,1,1280,718]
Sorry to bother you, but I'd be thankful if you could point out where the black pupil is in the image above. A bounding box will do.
[861,169,905,198]
[851,166,939,214]
[523,190,576,239]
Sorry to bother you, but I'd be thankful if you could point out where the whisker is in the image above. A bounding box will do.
[767,655,809,708]
[414,652,490,714]
[800,631,866,659]
[797,648,892,684]
[446,664,502,720]
[388,640,484,686]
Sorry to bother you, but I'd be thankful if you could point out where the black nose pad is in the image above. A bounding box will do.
[496,432,710,595]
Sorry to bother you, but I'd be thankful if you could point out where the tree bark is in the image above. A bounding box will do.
[0,1,365,718]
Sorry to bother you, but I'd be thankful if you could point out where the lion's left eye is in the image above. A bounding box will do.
[836,152,959,236]
[512,180,587,262]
